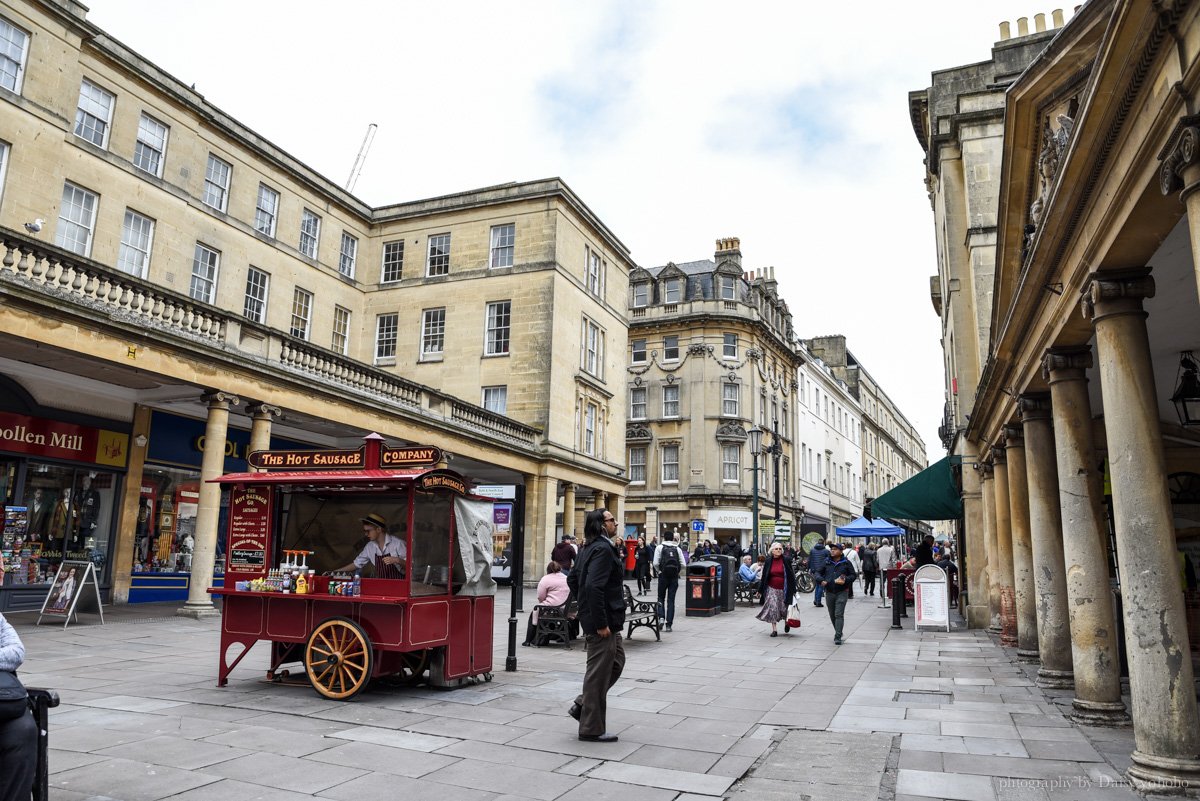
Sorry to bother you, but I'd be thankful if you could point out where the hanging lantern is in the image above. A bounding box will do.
[1171,351,1200,427]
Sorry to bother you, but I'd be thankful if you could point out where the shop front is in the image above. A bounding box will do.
[128,410,312,603]
[0,409,129,612]
[706,507,752,552]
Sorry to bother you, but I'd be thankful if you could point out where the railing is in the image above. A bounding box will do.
[0,228,540,450]
[0,235,227,342]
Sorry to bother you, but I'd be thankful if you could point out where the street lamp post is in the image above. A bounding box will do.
[769,419,782,522]
[748,425,763,557]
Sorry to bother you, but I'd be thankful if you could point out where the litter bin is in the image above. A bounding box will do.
[710,554,736,613]
[686,560,718,617]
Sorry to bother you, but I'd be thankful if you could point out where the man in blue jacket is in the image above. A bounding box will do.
[816,542,858,645]
[807,539,830,607]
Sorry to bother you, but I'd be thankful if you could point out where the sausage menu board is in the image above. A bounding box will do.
[227,486,271,571]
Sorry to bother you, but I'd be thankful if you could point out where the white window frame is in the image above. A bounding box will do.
[332,305,351,355]
[663,335,679,361]
[629,387,646,420]
[720,274,736,300]
[586,247,604,297]
[632,282,648,307]
[254,183,280,237]
[662,384,679,418]
[381,240,404,283]
[202,153,231,212]
[133,113,168,177]
[339,231,358,278]
[583,403,597,456]
[581,317,604,379]
[73,78,115,149]
[661,444,679,484]
[421,308,446,357]
[490,223,515,269]
[723,332,737,359]
[190,243,220,305]
[289,288,313,340]
[628,447,647,484]
[0,16,30,94]
[299,209,320,258]
[631,339,647,364]
[664,278,682,304]
[485,300,511,356]
[243,267,270,324]
[722,444,740,483]
[722,382,740,417]
[482,386,508,414]
[55,182,98,257]
[374,313,398,362]
[116,208,155,278]
[0,141,8,207]
[427,233,451,276]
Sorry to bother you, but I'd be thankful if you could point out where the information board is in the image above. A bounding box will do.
[913,564,950,631]
[37,560,104,629]
[227,485,271,572]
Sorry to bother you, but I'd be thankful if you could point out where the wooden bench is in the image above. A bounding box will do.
[532,598,577,648]
[623,585,661,641]
[733,578,761,604]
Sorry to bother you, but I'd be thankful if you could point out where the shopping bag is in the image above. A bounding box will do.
[786,600,803,629]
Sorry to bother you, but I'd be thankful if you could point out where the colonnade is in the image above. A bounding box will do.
[970,272,1199,788]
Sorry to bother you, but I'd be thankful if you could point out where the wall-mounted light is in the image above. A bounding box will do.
[1172,351,1200,427]
[134,434,148,448]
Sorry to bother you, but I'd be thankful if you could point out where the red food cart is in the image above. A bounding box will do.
[208,434,497,700]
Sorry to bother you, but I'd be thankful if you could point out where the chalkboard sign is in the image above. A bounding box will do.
[37,560,104,629]
[913,564,950,632]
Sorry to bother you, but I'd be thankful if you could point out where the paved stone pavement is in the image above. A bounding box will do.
[4,584,1180,801]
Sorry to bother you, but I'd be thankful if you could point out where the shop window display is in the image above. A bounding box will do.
[1,462,117,586]
[134,465,201,574]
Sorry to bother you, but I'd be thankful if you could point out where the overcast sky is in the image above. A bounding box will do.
[88,1,1051,462]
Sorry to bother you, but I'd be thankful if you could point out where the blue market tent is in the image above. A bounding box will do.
[835,516,903,538]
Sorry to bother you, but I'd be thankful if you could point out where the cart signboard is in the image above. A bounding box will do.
[227,485,271,571]
[37,560,104,628]
[247,447,364,470]
[913,564,950,632]
[381,445,442,467]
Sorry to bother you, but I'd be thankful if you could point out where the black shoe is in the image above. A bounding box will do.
[834,637,843,645]
[521,642,531,647]
[784,623,790,633]
[665,624,672,632]
[770,631,778,637]
[814,603,824,607]
[568,703,581,721]
[579,733,618,742]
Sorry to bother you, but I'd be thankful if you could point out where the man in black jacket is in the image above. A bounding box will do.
[816,542,858,645]
[914,535,936,567]
[568,508,626,742]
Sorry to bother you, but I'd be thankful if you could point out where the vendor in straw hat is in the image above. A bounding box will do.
[328,513,407,579]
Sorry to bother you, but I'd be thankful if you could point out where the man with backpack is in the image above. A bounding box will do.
[653,531,684,631]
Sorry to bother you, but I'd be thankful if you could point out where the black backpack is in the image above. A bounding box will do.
[659,544,681,577]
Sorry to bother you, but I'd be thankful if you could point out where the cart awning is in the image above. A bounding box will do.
[211,468,432,485]
[869,456,963,521]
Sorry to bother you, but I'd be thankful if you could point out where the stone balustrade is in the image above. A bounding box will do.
[0,228,540,450]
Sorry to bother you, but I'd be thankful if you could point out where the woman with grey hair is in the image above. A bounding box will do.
[0,610,37,801]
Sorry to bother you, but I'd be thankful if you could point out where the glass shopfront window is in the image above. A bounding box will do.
[2,462,119,586]
[134,465,201,574]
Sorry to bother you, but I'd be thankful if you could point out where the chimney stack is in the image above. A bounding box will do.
[714,236,742,270]
[999,20,1012,39]
[1052,8,1065,27]
[1017,16,1029,36]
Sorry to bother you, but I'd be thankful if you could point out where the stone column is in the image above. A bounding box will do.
[1160,118,1200,304]
[960,444,989,629]
[991,445,1017,647]
[1084,272,1200,788]
[1043,348,1128,726]
[111,404,153,604]
[1003,425,1039,661]
[246,402,281,468]
[1019,394,1073,689]
[178,391,239,619]
[978,463,1000,632]
[562,483,576,541]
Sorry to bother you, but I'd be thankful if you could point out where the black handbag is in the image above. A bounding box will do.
[0,670,29,720]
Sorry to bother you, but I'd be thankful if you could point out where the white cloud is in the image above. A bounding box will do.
[88,0,1050,460]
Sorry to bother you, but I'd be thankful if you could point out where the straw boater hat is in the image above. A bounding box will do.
[361,513,387,530]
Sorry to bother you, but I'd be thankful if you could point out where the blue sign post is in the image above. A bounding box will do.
[691,520,705,534]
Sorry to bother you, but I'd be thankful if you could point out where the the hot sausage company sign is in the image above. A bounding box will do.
[227,486,271,570]
[247,447,364,470]
[381,445,442,466]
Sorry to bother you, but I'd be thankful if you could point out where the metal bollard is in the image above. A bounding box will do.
[897,575,909,618]
[28,687,60,801]
[891,575,904,630]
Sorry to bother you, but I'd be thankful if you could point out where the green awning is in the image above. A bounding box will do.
[870,456,963,521]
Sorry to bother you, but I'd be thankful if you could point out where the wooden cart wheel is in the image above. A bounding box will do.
[397,649,429,684]
[305,617,373,701]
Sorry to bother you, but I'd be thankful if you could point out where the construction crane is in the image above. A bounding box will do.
[344,123,378,193]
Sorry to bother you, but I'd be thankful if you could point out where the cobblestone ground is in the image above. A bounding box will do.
[5,583,1172,801]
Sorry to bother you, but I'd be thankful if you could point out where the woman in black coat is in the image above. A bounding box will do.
[634,536,652,595]
[756,541,797,636]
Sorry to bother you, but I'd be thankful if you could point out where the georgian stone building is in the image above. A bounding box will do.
[914,1,1200,789]
[795,344,864,532]
[622,239,802,552]
[0,0,633,612]
[804,335,928,532]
